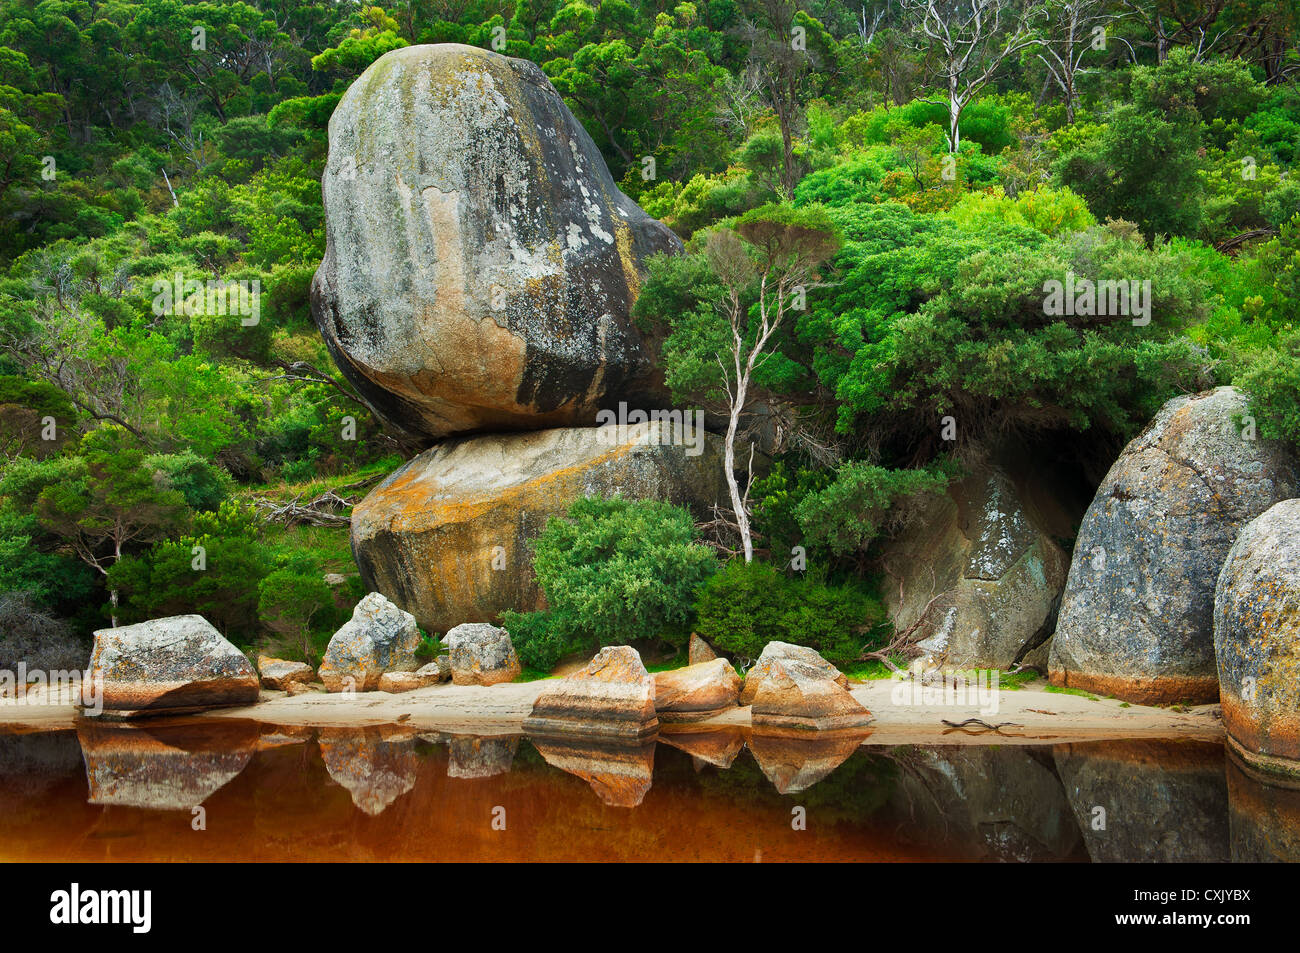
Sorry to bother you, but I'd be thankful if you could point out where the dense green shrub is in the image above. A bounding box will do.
[503,496,718,670]
[498,609,589,673]
[257,565,336,664]
[107,502,271,642]
[693,560,884,665]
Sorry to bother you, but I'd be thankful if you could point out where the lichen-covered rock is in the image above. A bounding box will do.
[257,656,315,691]
[688,633,719,665]
[87,615,259,715]
[739,642,848,707]
[1051,387,1300,704]
[319,593,421,693]
[880,466,1070,668]
[447,622,521,687]
[1213,499,1300,778]
[523,645,658,740]
[652,658,740,722]
[311,43,681,444]
[750,660,874,732]
[351,421,726,633]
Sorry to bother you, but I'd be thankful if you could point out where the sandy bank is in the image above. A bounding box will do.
[0,676,1223,745]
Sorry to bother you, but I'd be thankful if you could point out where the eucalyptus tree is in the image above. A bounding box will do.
[899,0,1045,152]
[1035,0,1132,122]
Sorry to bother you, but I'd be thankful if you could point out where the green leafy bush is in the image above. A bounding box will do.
[693,560,884,665]
[503,496,718,670]
[498,609,588,672]
[257,566,336,664]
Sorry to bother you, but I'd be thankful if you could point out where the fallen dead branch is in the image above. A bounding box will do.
[252,474,384,527]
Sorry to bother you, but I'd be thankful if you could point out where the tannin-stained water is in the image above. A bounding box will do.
[0,720,1295,862]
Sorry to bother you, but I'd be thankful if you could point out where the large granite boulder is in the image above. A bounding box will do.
[1213,499,1300,778]
[86,615,259,716]
[1050,387,1300,704]
[447,622,521,686]
[879,466,1071,668]
[311,43,680,444]
[739,642,847,707]
[652,658,741,722]
[750,659,874,732]
[319,592,422,693]
[523,645,658,740]
[351,421,726,633]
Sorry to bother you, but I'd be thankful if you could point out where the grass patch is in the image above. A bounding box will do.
[1045,684,1099,701]
[515,667,555,682]
[241,455,404,499]
[998,669,1043,691]
[841,659,898,681]
[643,653,689,673]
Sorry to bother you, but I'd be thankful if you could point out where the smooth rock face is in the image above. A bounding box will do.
[739,642,848,707]
[1213,499,1300,775]
[319,593,421,693]
[688,633,719,665]
[523,646,658,740]
[1050,387,1300,704]
[447,623,521,686]
[257,657,316,691]
[88,615,259,715]
[311,43,680,444]
[652,659,740,722]
[750,660,874,732]
[881,466,1070,668]
[351,421,727,633]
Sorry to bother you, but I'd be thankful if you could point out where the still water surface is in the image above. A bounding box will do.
[0,720,1295,862]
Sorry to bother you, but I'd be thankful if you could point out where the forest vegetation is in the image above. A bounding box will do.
[0,0,1297,672]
